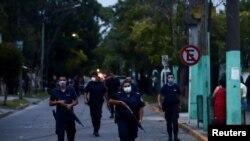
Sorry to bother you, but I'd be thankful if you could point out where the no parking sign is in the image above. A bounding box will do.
[180,45,201,66]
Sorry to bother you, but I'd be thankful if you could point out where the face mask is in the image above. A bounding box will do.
[58,80,66,88]
[168,78,174,84]
[123,86,132,93]
[91,77,96,82]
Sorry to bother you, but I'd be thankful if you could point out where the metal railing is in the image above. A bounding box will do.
[197,95,214,128]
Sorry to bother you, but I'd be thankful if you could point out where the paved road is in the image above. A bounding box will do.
[0,96,197,141]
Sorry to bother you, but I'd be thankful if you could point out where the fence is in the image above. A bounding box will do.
[197,95,214,128]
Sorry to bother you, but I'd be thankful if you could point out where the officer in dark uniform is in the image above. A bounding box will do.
[158,73,181,141]
[84,72,108,137]
[109,79,145,141]
[49,75,79,141]
[105,72,121,118]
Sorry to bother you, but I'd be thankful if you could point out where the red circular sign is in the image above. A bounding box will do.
[180,45,201,66]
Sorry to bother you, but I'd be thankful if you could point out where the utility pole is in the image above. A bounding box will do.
[17,1,23,100]
[188,0,201,121]
[200,0,211,131]
[226,0,241,125]
[172,0,179,83]
[39,10,45,90]
[40,4,81,90]
[41,22,45,89]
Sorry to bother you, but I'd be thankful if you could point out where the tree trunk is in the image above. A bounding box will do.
[3,85,8,106]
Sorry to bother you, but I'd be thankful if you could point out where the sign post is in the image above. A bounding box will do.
[161,55,171,87]
[16,40,23,99]
[161,55,168,67]
[180,45,201,66]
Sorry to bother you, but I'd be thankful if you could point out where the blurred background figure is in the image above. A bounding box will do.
[241,76,247,125]
[84,72,108,137]
[212,77,226,125]
[105,72,121,118]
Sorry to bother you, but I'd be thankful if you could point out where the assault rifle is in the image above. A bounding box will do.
[49,90,84,127]
[124,104,145,132]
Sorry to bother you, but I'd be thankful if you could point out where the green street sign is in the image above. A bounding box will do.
[16,40,23,50]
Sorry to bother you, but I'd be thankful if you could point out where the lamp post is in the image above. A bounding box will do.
[39,10,45,90]
[16,40,24,99]
[39,3,81,90]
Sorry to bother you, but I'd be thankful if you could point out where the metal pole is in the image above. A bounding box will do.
[201,0,211,131]
[41,22,45,90]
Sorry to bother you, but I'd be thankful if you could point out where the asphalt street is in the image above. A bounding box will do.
[0,95,197,141]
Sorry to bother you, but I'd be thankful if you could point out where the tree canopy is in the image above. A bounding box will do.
[0,0,250,82]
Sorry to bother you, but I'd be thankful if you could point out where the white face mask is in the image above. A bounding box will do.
[168,78,174,84]
[123,86,132,93]
[58,80,66,88]
[91,77,96,82]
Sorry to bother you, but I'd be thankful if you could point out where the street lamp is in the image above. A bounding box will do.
[72,33,77,37]
[39,3,81,90]
[38,10,45,90]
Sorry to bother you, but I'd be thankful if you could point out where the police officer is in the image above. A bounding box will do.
[84,72,108,137]
[49,75,78,141]
[158,72,181,141]
[109,79,145,141]
[105,72,121,118]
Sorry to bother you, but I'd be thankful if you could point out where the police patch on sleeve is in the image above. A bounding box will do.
[140,97,144,102]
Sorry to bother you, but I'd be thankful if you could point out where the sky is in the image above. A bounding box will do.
[97,0,118,7]
[97,0,225,11]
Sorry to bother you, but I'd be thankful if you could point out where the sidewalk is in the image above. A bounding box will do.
[150,104,208,141]
[0,95,42,118]
[151,103,250,141]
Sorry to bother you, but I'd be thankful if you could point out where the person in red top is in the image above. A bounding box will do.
[212,78,226,125]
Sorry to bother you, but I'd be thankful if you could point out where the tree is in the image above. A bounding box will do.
[97,0,188,77]
[0,44,22,105]
[240,0,250,69]
[210,11,226,90]
[0,0,111,83]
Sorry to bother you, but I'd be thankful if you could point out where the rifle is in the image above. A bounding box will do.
[124,104,145,132]
[49,90,84,127]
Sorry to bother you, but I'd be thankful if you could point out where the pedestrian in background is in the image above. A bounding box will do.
[105,72,121,118]
[84,72,108,137]
[109,79,145,141]
[241,76,248,125]
[212,77,226,125]
[158,73,181,141]
[49,75,78,141]
[245,74,250,109]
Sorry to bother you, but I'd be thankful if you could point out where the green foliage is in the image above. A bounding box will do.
[210,12,226,65]
[0,0,110,79]
[25,91,49,99]
[64,49,88,75]
[96,0,188,75]
[0,98,28,109]
[239,5,250,68]
[0,44,22,84]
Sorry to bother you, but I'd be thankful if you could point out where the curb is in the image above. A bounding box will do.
[151,105,208,141]
[0,98,44,119]
[0,111,13,119]
[178,122,208,141]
